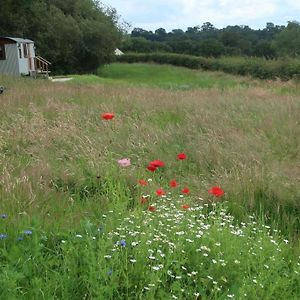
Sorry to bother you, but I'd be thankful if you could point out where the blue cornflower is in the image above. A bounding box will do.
[0,233,7,240]
[97,225,104,232]
[108,269,113,276]
[24,230,33,235]
[0,214,7,219]
[120,239,126,247]
[17,236,24,241]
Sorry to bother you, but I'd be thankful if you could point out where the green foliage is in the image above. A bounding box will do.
[273,21,300,57]
[0,0,122,73]
[122,22,287,59]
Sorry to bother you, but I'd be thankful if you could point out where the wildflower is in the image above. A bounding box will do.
[169,180,178,188]
[149,160,165,168]
[24,230,33,235]
[177,152,187,160]
[182,187,190,194]
[75,234,82,238]
[108,269,113,276]
[140,196,148,204]
[148,205,156,212]
[98,225,104,232]
[101,113,114,120]
[130,259,137,263]
[0,233,7,240]
[0,214,7,219]
[117,158,131,167]
[17,236,24,241]
[208,186,225,197]
[156,189,165,196]
[181,204,190,210]
[139,179,148,186]
[120,240,126,247]
[147,165,157,172]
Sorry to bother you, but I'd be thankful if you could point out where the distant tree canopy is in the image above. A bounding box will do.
[0,0,122,73]
[121,21,300,59]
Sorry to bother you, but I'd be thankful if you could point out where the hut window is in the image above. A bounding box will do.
[18,44,22,58]
[0,44,5,60]
[23,44,28,58]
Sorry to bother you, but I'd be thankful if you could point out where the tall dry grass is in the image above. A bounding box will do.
[0,74,299,235]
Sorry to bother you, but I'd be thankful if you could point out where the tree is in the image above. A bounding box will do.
[0,0,122,73]
[273,21,300,57]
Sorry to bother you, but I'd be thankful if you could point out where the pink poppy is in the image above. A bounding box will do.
[117,158,131,167]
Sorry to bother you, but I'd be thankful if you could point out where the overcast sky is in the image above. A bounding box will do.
[103,0,300,32]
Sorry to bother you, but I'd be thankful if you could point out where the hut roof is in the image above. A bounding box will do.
[0,37,34,43]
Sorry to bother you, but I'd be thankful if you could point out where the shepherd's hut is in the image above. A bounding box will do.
[0,37,50,77]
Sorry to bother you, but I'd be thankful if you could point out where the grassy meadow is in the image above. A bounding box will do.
[0,63,300,299]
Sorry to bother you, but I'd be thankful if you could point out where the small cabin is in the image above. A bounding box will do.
[114,48,124,56]
[0,37,50,77]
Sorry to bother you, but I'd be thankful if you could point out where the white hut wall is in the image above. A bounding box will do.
[0,44,19,75]
[18,43,30,75]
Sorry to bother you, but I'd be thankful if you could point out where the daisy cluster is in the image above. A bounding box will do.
[95,196,300,299]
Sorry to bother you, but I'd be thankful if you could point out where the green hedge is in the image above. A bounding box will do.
[116,53,300,80]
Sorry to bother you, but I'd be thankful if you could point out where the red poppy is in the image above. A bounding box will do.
[208,186,225,197]
[181,204,190,210]
[149,160,165,168]
[182,187,190,194]
[148,205,156,212]
[101,113,114,120]
[139,179,148,186]
[140,196,148,204]
[177,153,187,160]
[156,189,165,196]
[147,165,157,172]
[169,180,178,188]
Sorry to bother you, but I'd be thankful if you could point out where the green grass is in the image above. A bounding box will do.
[96,63,251,90]
[0,65,300,298]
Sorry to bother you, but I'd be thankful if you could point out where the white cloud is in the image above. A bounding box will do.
[104,0,300,31]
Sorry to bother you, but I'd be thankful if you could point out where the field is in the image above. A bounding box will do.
[0,63,300,299]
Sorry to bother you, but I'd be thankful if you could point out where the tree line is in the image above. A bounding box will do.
[0,0,122,74]
[121,21,300,59]
[1,0,299,74]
